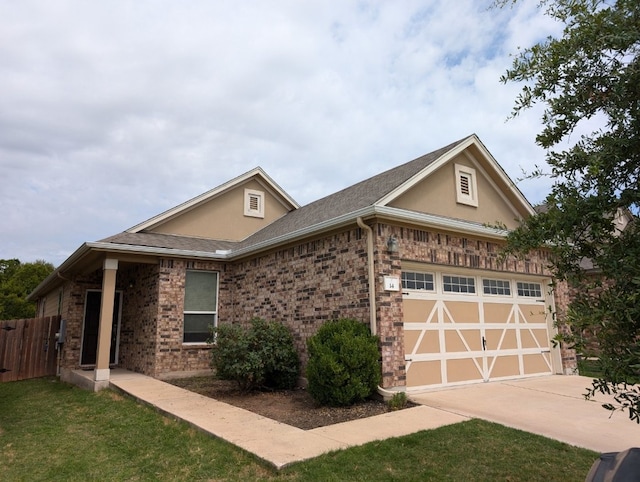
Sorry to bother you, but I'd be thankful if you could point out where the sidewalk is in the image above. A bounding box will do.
[108,370,467,469]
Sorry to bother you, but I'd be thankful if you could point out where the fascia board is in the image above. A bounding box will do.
[252,167,300,210]
[470,136,536,216]
[375,134,536,217]
[373,205,510,239]
[28,241,229,301]
[375,135,476,207]
[230,204,509,259]
[85,242,228,260]
[27,243,92,300]
[127,167,299,233]
[229,206,378,259]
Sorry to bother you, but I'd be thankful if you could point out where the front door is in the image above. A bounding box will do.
[80,290,121,366]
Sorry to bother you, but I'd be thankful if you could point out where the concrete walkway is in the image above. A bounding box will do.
[108,370,467,469]
[410,375,640,453]
[108,370,639,469]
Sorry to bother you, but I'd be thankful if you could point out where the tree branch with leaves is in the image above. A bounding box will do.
[498,0,640,421]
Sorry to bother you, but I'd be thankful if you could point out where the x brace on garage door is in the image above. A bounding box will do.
[403,272,555,391]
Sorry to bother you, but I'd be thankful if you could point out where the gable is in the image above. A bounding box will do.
[147,178,293,241]
[387,151,528,230]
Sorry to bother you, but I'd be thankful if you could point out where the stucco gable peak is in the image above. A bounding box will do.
[126,167,299,234]
[375,134,535,216]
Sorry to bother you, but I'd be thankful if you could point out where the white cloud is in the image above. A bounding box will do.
[0,0,560,266]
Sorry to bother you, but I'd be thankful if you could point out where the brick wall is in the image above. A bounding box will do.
[52,219,576,384]
[58,271,103,370]
[118,264,159,375]
[226,229,371,367]
[152,258,227,377]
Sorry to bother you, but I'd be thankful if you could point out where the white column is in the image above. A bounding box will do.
[94,258,118,382]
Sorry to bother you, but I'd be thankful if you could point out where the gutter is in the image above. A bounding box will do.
[356,217,377,336]
[29,205,509,301]
[28,241,229,301]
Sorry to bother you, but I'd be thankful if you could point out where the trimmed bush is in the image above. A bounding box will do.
[210,318,300,391]
[306,318,381,406]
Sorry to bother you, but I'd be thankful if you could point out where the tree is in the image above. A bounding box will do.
[498,0,640,421]
[0,259,55,320]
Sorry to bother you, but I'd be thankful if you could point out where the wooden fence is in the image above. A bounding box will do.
[0,316,61,382]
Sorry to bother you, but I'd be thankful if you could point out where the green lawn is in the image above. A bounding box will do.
[0,378,597,481]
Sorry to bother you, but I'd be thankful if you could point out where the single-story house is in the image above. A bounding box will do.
[29,134,577,391]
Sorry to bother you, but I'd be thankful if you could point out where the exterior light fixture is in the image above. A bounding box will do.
[387,235,399,253]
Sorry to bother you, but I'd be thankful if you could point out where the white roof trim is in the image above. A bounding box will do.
[127,167,299,233]
[230,205,509,259]
[375,134,535,216]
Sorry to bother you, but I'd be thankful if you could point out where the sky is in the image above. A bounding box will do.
[0,1,562,267]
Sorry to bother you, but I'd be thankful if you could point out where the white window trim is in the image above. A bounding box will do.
[482,278,513,297]
[441,274,477,295]
[516,281,543,298]
[401,271,436,292]
[455,164,478,207]
[183,270,219,345]
[244,188,265,218]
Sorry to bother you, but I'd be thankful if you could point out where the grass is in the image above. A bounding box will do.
[1,378,597,481]
[577,357,604,378]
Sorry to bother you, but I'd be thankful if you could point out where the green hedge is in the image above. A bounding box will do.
[210,318,300,391]
[306,318,381,406]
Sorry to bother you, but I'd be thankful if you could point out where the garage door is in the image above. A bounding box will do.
[403,270,554,390]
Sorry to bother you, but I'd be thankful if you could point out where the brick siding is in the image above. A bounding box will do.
[54,220,576,386]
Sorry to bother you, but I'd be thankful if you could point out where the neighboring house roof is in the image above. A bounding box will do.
[28,134,532,299]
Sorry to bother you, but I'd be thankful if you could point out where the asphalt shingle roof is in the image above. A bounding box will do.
[100,136,470,254]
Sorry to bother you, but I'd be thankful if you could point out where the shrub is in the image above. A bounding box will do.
[210,318,300,391]
[306,318,381,406]
[387,391,408,411]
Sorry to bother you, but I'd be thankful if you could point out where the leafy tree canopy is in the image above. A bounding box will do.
[0,259,55,320]
[498,0,640,421]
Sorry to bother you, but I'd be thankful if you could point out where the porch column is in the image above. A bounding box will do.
[94,258,118,382]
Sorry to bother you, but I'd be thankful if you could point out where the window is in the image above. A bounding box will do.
[454,164,478,207]
[482,279,511,296]
[401,271,434,291]
[443,275,476,293]
[244,189,265,218]
[517,281,542,298]
[184,270,218,343]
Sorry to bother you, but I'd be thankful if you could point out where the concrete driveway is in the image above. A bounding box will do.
[410,375,639,453]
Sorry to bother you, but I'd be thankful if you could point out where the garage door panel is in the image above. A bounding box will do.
[483,303,513,323]
[531,329,549,347]
[444,330,481,352]
[417,331,440,353]
[404,299,436,323]
[403,272,553,390]
[447,358,483,383]
[523,353,552,374]
[485,329,518,350]
[407,360,442,386]
[404,330,421,354]
[445,302,480,323]
[488,355,520,378]
[521,329,549,349]
[519,305,547,324]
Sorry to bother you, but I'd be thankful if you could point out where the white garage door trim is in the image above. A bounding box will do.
[403,269,560,391]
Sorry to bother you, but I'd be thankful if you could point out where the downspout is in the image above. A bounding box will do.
[358,217,406,401]
[356,217,377,336]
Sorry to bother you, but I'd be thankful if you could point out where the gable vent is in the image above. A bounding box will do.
[244,189,265,218]
[454,164,478,207]
[459,174,470,196]
[250,194,260,211]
